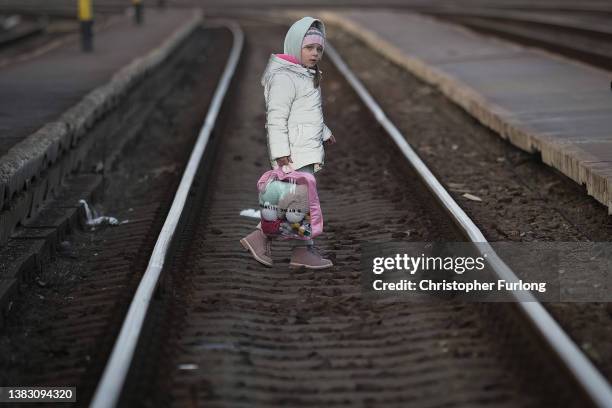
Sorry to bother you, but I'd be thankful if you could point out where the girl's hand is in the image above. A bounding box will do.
[324,134,337,146]
[276,156,293,167]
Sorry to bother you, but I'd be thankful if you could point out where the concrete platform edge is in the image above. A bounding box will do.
[319,11,612,213]
[0,174,103,329]
[0,10,204,244]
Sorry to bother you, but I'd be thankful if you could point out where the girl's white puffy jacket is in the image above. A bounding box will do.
[261,54,332,172]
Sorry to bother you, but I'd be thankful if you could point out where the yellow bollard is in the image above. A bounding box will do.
[78,0,93,52]
[132,0,143,25]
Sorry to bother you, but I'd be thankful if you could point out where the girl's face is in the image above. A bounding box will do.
[301,44,323,68]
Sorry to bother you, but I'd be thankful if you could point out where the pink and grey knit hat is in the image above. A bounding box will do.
[302,26,325,49]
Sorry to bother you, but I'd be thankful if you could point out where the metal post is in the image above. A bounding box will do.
[78,0,93,52]
[132,0,143,25]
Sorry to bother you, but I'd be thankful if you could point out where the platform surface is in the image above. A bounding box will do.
[0,8,197,157]
[328,10,612,209]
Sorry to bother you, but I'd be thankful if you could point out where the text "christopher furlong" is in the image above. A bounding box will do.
[372,253,487,275]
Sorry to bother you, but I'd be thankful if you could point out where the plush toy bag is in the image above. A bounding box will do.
[257,168,323,240]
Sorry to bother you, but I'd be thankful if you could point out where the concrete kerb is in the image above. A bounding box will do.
[312,10,612,213]
[0,10,203,246]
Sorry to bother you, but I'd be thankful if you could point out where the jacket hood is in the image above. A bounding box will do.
[260,53,317,87]
[283,17,326,65]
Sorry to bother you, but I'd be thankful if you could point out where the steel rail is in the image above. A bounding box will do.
[426,13,612,69]
[424,8,612,37]
[0,22,45,48]
[89,21,244,408]
[325,43,612,408]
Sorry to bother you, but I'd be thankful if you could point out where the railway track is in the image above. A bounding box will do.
[2,0,612,69]
[87,19,612,408]
[0,24,233,403]
[422,8,612,72]
[0,14,121,70]
[0,17,45,48]
[1,5,612,406]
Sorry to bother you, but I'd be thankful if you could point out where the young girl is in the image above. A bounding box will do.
[240,16,336,269]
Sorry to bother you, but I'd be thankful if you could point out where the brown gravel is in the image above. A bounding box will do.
[327,25,612,381]
[0,27,232,405]
[0,14,608,406]
[131,19,581,408]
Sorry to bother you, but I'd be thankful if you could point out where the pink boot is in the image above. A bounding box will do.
[290,246,333,269]
[240,229,273,267]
